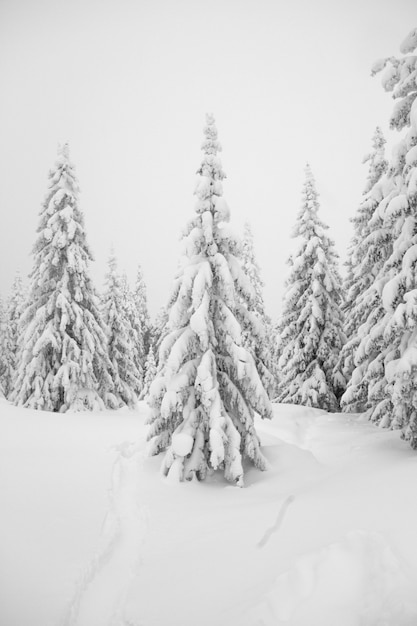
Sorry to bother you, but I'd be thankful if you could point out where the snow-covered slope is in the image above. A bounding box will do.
[1,399,417,626]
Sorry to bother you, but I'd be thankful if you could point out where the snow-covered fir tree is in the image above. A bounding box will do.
[120,272,144,396]
[133,265,151,356]
[101,252,141,408]
[0,274,27,398]
[363,127,389,194]
[276,165,345,411]
[140,345,157,400]
[150,305,169,366]
[242,223,265,317]
[13,144,116,411]
[354,28,417,445]
[340,188,396,417]
[147,114,272,486]
[344,127,388,310]
[0,296,8,397]
[241,222,276,397]
[338,129,390,412]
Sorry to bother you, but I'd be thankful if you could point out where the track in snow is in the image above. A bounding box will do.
[62,442,148,626]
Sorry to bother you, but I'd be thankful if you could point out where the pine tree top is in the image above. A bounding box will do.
[195,115,226,205]
[200,113,223,158]
[293,164,328,240]
[47,142,80,201]
[362,127,388,194]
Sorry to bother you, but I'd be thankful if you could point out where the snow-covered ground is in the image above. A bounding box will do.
[1,399,417,626]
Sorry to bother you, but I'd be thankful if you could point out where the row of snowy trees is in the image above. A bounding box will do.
[0,145,156,410]
[275,27,417,451]
[0,119,275,485]
[0,136,272,392]
[2,26,417,484]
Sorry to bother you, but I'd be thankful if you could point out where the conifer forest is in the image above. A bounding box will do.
[2,18,417,626]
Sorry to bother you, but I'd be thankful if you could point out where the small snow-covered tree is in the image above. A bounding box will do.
[0,274,27,397]
[13,144,116,411]
[242,223,265,317]
[140,345,157,400]
[120,272,144,396]
[363,127,389,195]
[150,305,169,366]
[338,129,390,411]
[360,28,417,445]
[101,253,141,408]
[147,114,272,485]
[133,265,151,356]
[241,222,276,397]
[276,165,345,411]
[0,296,8,396]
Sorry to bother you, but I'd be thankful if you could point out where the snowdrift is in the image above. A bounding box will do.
[1,399,417,626]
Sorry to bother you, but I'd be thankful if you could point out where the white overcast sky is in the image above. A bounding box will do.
[0,0,414,319]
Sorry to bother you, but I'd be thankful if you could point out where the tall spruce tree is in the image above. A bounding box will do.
[13,144,116,411]
[276,165,345,411]
[241,222,276,397]
[344,127,388,312]
[338,129,389,411]
[147,114,272,486]
[340,182,397,416]
[101,253,141,408]
[356,28,417,445]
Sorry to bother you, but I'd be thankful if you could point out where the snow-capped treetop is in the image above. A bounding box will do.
[59,141,70,160]
[47,143,81,209]
[362,127,388,194]
[133,264,150,339]
[242,222,265,316]
[292,164,329,242]
[200,113,223,158]
[290,165,340,274]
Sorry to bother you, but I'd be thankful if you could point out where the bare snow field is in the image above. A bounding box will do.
[1,399,417,626]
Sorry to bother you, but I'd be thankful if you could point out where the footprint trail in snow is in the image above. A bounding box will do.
[62,442,148,626]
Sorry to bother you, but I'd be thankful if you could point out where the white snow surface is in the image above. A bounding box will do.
[1,400,417,626]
